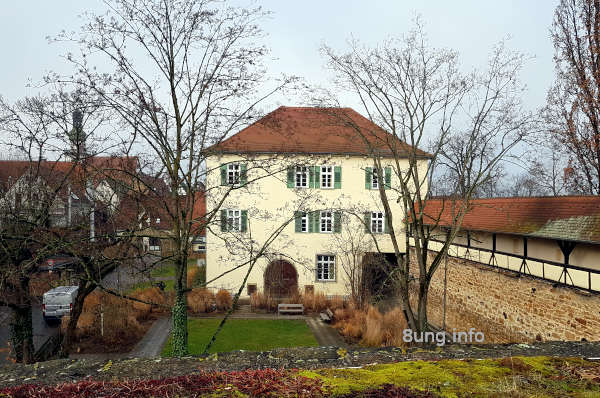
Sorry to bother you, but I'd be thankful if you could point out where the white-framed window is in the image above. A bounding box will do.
[300,212,308,232]
[227,209,241,231]
[227,163,241,185]
[295,166,309,188]
[193,236,206,252]
[316,254,335,281]
[371,212,384,233]
[320,211,332,233]
[320,165,333,188]
[149,237,161,251]
[371,169,379,189]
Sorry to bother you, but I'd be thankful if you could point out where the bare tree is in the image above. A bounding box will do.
[0,90,107,362]
[320,25,536,333]
[55,0,294,355]
[546,0,600,195]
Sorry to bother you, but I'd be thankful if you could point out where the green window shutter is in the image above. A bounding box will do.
[365,167,372,189]
[308,211,314,233]
[287,167,295,188]
[309,167,315,188]
[241,210,248,232]
[240,163,247,185]
[384,215,390,233]
[385,167,391,189]
[314,166,320,188]
[364,212,371,233]
[334,166,342,189]
[294,211,302,232]
[221,209,227,232]
[334,212,341,233]
[313,211,320,233]
[220,164,227,186]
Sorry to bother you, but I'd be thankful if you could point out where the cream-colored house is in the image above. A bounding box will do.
[205,107,430,298]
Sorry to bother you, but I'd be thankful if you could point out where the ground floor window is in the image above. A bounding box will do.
[316,254,335,281]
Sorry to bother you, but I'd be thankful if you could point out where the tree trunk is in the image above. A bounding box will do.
[60,282,95,356]
[171,256,188,356]
[417,279,429,334]
[10,304,34,364]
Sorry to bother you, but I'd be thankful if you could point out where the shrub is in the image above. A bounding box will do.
[215,289,232,311]
[333,305,408,347]
[361,306,384,346]
[188,288,215,313]
[187,267,199,288]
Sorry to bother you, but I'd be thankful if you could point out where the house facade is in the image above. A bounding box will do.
[205,106,430,298]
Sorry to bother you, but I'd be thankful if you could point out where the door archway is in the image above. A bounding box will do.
[264,260,298,298]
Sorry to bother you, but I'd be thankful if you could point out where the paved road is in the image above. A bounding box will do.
[0,305,59,365]
[130,317,171,358]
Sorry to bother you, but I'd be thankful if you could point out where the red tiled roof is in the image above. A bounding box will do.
[212,106,432,158]
[420,196,600,244]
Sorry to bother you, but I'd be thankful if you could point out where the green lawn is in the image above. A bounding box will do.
[150,259,201,278]
[162,318,319,355]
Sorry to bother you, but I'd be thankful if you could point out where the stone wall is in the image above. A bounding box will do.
[409,250,600,343]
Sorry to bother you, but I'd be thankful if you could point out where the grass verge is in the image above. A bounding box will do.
[162,318,318,355]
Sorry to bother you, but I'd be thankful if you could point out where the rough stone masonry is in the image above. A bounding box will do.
[409,250,600,343]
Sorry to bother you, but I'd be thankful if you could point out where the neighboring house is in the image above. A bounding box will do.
[420,196,600,293]
[0,156,139,233]
[205,106,430,298]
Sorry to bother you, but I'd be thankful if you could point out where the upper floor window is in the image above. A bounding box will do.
[227,209,241,231]
[365,166,391,190]
[228,164,240,185]
[320,211,333,233]
[371,212,384,233]
[220,163,247,186]
[320,165,333,188]
[295,166,308,188]
[364,211,388,233]
[316,254,335,281]
[220,208,248,232]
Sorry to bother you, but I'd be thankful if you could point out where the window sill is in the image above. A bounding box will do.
[316,279,337,283]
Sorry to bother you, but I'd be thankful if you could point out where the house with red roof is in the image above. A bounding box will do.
[419,196,600,292]
[205,106,431,298]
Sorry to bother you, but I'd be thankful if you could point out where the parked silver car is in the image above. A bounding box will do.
[42,286,79,323]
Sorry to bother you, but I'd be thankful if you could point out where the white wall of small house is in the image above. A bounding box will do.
[205,153,429,297]
[428,229,600,291]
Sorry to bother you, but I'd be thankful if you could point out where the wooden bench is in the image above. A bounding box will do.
[278,303,304,315]
[319,308,334,323]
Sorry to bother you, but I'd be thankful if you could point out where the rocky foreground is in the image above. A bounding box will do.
[1,341,599,388]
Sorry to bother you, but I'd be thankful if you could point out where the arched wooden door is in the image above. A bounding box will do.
[264,260,298,298]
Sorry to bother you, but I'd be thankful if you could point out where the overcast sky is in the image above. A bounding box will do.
[1,0,559,112]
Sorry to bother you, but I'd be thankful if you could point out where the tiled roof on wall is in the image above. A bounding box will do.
[421,196,600,244]
[211,106,432,158]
